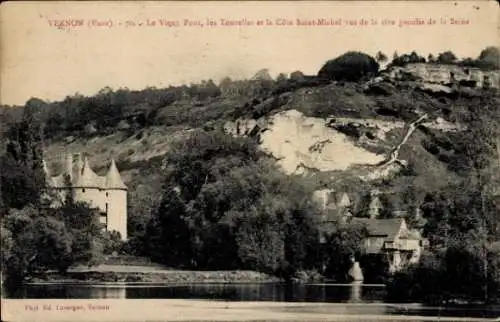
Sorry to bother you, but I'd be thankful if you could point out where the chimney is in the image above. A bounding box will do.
[76,153,84,175]
[65,154,73,181]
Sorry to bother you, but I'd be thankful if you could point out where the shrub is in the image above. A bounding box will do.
[318,52,379,82]
[102,230,124,255]
[390,51,426,67]
[437,51,458,64]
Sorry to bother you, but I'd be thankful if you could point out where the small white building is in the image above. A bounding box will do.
[43,154,128,240]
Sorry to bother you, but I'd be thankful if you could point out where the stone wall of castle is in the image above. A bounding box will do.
[73,186,128,240]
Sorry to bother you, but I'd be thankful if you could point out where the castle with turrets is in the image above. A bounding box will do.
[42,153,128,240]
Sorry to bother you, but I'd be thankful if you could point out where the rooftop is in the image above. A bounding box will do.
[351,217,405,241]
[44,154,127,190]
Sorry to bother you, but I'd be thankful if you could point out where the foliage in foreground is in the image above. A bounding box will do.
[144,129,323,277]
[388,90,500,304]
[0,105,121,283]
[387,244,500,304]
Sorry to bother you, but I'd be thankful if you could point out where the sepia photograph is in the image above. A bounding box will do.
[1,1,499,321]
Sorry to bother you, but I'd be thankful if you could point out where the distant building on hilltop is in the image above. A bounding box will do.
[43,153,128,240]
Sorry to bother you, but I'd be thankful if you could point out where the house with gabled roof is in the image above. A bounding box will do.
[43,153,128,240]
[351,217,426,273]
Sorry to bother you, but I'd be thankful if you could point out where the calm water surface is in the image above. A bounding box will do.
[4,283,500,319]
[6,283,384,302]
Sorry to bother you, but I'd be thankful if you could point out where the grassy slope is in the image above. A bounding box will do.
[41,80,476,216]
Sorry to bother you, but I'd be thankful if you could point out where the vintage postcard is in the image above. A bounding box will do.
[1,0,499,321]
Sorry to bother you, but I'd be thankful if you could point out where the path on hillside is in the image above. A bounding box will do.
[358,113,429,181]
[379,113,428,168]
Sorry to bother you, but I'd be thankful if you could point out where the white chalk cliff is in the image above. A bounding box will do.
[225,110,385,174]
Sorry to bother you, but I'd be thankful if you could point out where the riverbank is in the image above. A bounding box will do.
[28,269,282,285]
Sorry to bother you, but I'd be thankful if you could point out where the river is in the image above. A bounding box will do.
[3,283,500,319]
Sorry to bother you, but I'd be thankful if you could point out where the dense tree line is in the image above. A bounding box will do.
[142,129,325,278]
[387,91,500,304]
[0,46,496,144]
[0,71,315,141]
[0,105,121,284]
[388,46,500,69]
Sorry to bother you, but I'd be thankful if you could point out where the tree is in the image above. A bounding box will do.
[235,209,286,274]
[390,91,500,304]
[390,51,426,67]
[276,73,288,85]
[392,51,399,61]
[146,129,321,276]
[25,216,73,274]
[197,79,221,101]
[1,206,73,280]
[289,70,305,81]
[125,185,158,256]
[318,51,379,82]
[376,51,388,63]
[388,239,500,304]
[53,200,106,269]
[477,46,500,69]
[437,51,458,64]
[219,77,233,96]
[146,130,261,268]
[102,231,123,255]
[252,69,273,81]
[1,99,47,210]
[322,220,368,281]
[0,225,14,273]
[251,69,275,96]
[145,188,191,266]
[0,155,43,210]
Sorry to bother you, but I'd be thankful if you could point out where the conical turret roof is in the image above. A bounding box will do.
[75,157,103,188]
[105,159,127,190]
[45,154,125,189]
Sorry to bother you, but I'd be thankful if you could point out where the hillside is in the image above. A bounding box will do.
[2,55,500,300]
[1,61,499,222]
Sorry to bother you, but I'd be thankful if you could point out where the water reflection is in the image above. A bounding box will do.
[349,281,362,303]
[5,283,385,303]
[89,286,127,299]
[4,283,499,318]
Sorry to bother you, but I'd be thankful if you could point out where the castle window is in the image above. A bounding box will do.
[99,212,107,229]
[106,192,109,197]
[82,188,85,193]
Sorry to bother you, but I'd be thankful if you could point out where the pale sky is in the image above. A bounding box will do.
[1,1,498,106]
